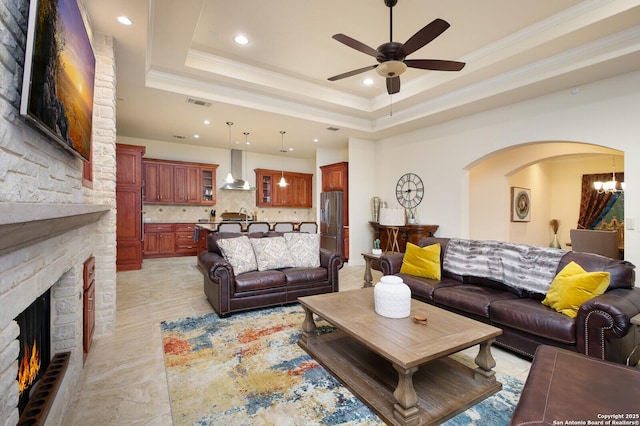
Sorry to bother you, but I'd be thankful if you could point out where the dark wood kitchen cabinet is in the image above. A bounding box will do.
[321,161,348,192]
[174,224,198,255]
[143,158,218,205]
[255,169,313,208]
[116,144,145,271]
[144,160,174,203]
[173,165,200,204]
[144,223,199,258]
[143,223,175,257]
[200,167,217,205]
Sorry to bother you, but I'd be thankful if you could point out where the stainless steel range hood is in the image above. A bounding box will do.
[220,149,255,190]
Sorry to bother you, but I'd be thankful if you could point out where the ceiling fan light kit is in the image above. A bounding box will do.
[328,0,465,95]
[376,61,407,78]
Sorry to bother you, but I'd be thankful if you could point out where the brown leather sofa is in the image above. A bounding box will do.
[198,231,343,316]
[380,237,640,364]
[510,345,640,425]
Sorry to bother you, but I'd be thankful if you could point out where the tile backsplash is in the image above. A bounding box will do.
[143,190,315,223]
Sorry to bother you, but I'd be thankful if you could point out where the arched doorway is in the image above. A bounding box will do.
[467,141,623,248]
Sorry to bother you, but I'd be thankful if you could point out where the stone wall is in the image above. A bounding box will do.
[0,0,117,423]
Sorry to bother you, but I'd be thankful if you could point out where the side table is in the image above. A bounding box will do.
[361,252,382,288]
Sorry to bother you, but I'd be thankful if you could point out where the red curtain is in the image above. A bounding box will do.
[577,173,624,229]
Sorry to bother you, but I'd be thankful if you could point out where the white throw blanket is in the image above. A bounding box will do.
[443,238,567,294]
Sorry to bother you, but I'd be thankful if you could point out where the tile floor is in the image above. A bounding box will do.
[63,256,532,425]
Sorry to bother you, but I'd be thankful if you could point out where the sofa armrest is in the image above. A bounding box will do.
[576,287,640,363]
[379,253,405,275]
[320,248,344,292]
[199,251,235,284]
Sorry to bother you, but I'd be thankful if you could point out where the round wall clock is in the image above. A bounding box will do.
[395,173,424,209]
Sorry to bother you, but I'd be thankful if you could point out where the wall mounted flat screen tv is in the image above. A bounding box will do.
[21,0,95,162]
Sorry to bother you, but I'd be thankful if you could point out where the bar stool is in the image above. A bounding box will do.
[298,222,318,233]
[216,222,242,233]
[246,222,271,233]
[274,222,294,232]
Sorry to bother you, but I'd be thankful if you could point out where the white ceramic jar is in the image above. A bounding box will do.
[374,275,411,318]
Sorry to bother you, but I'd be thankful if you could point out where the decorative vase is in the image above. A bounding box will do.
[371,197,381,222]
[550,234,561,249]
[374,275,411,318]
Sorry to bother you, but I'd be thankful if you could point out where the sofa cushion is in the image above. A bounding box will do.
[234,270,286,292]
[283,232,320,268]
[558,252,633,290]
[490,299,576,345]
[398,274,460,302]
[433,284,519,318]
[282,267,328,285]
[216,235,257,275]
[400,242,441,280]
[209,231,244,255]
[250,236,295,271]
[542,261,610,318]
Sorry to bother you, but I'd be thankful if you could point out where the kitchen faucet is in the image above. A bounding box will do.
[238,207,251,225]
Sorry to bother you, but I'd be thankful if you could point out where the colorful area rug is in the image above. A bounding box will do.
[161,305,522,425]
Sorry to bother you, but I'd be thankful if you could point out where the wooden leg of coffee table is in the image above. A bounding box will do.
[300,306,317,346]
[473,338,497,385]
[392,364,420,426]
[363,256,373,288]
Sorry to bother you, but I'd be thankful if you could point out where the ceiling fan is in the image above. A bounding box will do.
[328,0,465,95]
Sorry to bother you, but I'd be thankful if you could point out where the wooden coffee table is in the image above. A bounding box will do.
[298,288,503,426]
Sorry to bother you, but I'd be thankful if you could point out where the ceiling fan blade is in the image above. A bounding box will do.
[328,64,378,81]
[397,18,450,59]
[405,59,465,71]
[332,34,380,58]
[386,76,400,95]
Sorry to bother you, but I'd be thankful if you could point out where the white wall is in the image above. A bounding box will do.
[348,138,377,265]
[373,70,640,267]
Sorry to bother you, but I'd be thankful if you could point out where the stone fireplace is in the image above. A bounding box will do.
[0,0,118,423]
[0,205,112,424]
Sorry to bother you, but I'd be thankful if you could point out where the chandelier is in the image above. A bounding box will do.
[593,157,624,194]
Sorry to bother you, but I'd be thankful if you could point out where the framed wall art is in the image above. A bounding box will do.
[511,187,531,222]
[21,0,96,162]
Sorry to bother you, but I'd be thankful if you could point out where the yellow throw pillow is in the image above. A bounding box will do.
[400,242,441,280]
[542,261,610,318]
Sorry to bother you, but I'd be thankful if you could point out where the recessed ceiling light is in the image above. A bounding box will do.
[363,78,374,85]
[117,16,132,26]
[193,134,200,138]
[234,35,249,45]
[313,138,319,143]
[288,148,294,152]
[203,120,211,125]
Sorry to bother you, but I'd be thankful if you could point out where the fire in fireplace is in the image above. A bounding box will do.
[15,289,51,414]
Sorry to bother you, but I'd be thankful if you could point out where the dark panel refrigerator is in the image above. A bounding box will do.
[320,191,344,257]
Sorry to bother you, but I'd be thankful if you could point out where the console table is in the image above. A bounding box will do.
[369,222,439,253]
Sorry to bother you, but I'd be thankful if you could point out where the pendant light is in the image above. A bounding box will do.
[225,122,234,184]
[242,132,250,190]
[278,131,288,187]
